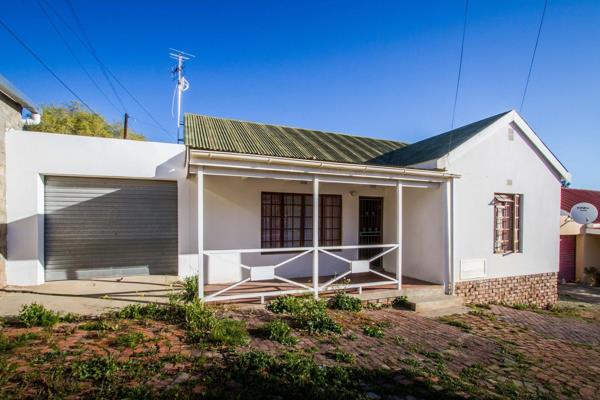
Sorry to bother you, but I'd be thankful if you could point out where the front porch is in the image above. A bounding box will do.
[190,151,455,304]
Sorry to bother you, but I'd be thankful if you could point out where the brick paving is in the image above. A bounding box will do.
[2,304,600,399]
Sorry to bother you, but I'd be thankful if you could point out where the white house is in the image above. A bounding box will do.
[2,107,570,307]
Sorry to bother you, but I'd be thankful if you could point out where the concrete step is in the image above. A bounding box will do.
[408,295,465,313]
[353,285,445,302]
[417,305,471,318]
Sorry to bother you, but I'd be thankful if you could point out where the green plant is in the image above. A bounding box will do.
[268,295,342,335]
[114,332,146,348]
[184,299,217,342]
[330,350,355,364]
[267,295,307,314]
[0,332,40,352]
[79,320,120,331]
[115,302,184,323]
[438,316,472,332]
[363,324,385,338]
[393,335,406,345]
[263,320,298,345]
[70,356,119,381]
[178,275,199,302]
[208,319,250,346]
[392,296,410,308]
[327,291,362,312]
[18,303,60,327]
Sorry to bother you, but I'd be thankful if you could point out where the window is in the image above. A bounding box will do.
[493,193,522,254]
[261,192,342,248]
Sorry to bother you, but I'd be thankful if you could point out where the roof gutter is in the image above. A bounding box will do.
[189,150,459,179]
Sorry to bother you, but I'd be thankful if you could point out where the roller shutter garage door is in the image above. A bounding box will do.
[44,177,178,281]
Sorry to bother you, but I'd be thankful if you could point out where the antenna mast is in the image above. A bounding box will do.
[170,48,195,143]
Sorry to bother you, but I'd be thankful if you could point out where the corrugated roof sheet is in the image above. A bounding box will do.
[184,111,510,167]
[185,114,406,165]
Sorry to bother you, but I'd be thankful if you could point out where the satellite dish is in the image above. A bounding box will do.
[570,202,598,224]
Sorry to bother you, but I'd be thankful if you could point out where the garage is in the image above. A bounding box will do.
[44,176,178,281]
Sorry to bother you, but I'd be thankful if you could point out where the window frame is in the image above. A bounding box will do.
[493,193,522,254]
[260,192,342,249]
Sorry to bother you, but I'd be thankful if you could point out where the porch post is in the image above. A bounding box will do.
[396,181,403,290]
[197,168,204,299]
[313,176,319,298]
[443,179,454,295]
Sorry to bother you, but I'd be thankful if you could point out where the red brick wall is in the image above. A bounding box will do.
[455,272,558,308]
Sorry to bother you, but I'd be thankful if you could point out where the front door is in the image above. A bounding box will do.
[359,197,383,267]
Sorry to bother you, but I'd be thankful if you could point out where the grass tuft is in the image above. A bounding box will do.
[327,291,362,312]
[18,303,60,327]
[262,320,298,345]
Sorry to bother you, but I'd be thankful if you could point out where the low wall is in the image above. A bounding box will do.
[455,272,558,308]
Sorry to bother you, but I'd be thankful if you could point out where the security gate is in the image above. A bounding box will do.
[359,197,383,267]
[44,176,178,281]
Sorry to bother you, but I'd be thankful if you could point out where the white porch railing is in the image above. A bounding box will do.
[201,244,399,303]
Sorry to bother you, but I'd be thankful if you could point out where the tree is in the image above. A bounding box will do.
[24,102,145,141]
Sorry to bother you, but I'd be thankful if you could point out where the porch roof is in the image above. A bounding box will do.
[184,112,509,168]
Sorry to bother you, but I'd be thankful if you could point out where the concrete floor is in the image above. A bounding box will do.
[0,275,180,316]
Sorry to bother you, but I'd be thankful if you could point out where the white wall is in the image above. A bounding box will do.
[5,130,193,285]
[451,122,561,282]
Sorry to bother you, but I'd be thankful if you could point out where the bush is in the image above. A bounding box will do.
[267,296,306,314]
[18,303,60,327]
[263,320,298,345]
[209,319,250,346]
[327,291,362,312]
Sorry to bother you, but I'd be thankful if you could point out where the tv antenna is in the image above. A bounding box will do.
[170,48,195,143]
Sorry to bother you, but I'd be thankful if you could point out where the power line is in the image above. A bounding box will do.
[63,0,128,113]
[37,0,122,114]
[0,16,96,114]
[47,0,173,141]
[520,0,548,113]
[451,0,469,129]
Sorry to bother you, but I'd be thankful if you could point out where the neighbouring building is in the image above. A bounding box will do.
[560,188,600,283]
[0,75,39,288]
[2,89,570,308]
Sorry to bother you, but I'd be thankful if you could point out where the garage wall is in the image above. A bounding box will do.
[5,130,191,285]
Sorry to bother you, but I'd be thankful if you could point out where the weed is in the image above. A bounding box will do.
[70,356,119,381]
[438,316,472,332]
[266,295,307,314]
[0,332,40,352]
[363,324,385,338]
[79,320,120,331]
[393,335,406,345]
[327,291,362,312]
[346,332,358,341]
[329,349,355,364]
[468,308,497,321]
[177,275,198,303]
[208,319,250,346]
[365,302,390,310]
[263,320,298,345]
[268,295,342,335]
[115,302,183,322]
[392,296,410,308]
[114,332,146,348]
[18,303,60,327]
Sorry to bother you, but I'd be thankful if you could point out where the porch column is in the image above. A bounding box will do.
[443,179,454,295]
[197,168,204,299]
[313,176,319,298]
[396,181,403,290]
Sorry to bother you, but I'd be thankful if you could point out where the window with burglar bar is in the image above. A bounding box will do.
[261,192,342,248]
[493,193,522,254]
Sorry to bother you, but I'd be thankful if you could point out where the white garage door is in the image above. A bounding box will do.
[44,176,178,281]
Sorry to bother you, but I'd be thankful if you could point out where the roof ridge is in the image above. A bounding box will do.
[184,113,407,146]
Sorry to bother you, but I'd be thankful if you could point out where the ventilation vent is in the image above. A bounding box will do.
[506,179,513,186]
[508,128,515,141]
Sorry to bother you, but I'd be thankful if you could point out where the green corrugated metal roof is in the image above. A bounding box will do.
[185,114,406,165]
[184,111,510,167]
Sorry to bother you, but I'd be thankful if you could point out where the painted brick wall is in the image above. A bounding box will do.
[0,92,23,288]
[455,272,558,308]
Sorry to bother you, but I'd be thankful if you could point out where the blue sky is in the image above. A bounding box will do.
[2,1,599,188]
